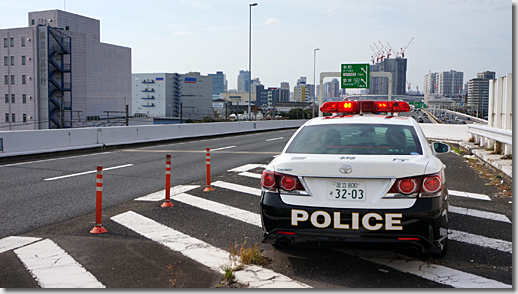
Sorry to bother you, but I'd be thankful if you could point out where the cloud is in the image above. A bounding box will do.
[264,18,281,26]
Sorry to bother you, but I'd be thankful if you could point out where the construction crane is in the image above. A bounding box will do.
[379,41,390,59]
[373,43,384,62]
[407,82,411,93]
[386,42,396,58]
[400,37,414,58]
[369,45,378,64]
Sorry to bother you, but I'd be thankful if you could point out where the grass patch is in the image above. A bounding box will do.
[230,238,269,267]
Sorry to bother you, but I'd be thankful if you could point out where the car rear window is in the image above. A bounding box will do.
[286,124,423,155]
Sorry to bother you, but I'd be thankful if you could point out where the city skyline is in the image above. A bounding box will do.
[0,0,512,92]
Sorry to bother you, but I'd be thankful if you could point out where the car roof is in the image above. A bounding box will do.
[305,114,416,127]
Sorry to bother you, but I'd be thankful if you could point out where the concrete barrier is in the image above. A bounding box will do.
[0,120,306,158]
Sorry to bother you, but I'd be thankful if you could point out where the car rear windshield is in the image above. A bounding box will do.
[286,124,423,155]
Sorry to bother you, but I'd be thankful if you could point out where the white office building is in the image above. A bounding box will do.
[132,72,212,121]
[0,9,131,130]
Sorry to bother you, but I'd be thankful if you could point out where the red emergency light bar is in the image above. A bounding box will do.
[320,100,411,114]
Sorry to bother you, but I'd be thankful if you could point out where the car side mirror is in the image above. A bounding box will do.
[432,142,450,153]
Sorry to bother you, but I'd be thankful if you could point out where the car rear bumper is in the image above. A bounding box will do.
[260,191,448,254]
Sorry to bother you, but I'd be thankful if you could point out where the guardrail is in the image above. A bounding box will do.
[468,124,512,155]
[0,120,306,158]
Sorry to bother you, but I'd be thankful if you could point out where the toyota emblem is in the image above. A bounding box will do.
[339,165,353,174]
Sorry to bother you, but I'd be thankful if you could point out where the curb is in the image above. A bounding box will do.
[458,141,512,183]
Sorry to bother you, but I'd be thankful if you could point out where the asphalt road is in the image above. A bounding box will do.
[0,128,513,288]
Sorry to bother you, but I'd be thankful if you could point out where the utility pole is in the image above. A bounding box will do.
[125,105,129,126]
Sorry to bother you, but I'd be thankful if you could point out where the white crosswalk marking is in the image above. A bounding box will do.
[449,229,512,253]
[0,236,41,254]
[449,205,510,223]
[448,190,492,201]
[228,164,264,172]
[354,251,511,288]
[14,239,105,288]
[135,185,200,201]
[111,211,310,288]
[238,171,262,179]
[211,181,262,196]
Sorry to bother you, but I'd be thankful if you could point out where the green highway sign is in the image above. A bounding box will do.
[341,63,370,88]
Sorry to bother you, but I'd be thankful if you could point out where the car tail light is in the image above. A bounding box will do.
[261,170,307,194]
[387,172,443,198]
[398,179,417,194]
[423,175,442,193]
[281,175,297,191]
[261,170,276,189]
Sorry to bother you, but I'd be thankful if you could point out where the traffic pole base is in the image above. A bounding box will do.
[161,201,174,207]
[203,187,214,192]
[90,226,107,234]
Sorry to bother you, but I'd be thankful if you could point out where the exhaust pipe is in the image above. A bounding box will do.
[276,238,292,249]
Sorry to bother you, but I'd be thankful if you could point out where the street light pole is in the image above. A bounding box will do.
[248,3,257,121]
[313,48,319,118]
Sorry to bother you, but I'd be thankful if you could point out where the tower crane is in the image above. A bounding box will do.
[386,42,396,58]
[373,43,384,62]
[400,37,414,58]
[379,41,390,58]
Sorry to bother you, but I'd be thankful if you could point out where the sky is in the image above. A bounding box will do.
[0,0,513,93]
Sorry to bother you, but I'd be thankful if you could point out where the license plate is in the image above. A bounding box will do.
[327,181,366,201]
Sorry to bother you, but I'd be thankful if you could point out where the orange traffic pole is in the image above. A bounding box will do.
[203,148,214,192]
[90,166,107,234]
[161,155,174,207]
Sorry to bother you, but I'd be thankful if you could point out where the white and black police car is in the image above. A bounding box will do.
[260,100,450,256]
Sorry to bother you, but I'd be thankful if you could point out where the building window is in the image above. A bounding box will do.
[11,94,15,103]
[5,113,8,122]
[3,38,7,47]
[21,56,26,65]
[11,75,15,84]
[4,94,8,103]
[11,113,15,123]
[22,75,26,84]
[4,75,7,85]
[10,38,14,47]
[3,56,7,66]
[21,37,25,47]
[23,94,26,103]
[31,19,35,25]
[10,56,14,66]
[65,26,69,31]
[23,114,27,123]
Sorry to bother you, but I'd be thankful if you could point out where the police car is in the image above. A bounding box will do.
[260,100,450,256]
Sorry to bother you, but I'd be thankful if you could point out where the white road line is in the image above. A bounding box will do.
[135,185,200,201]
[228,164,264,172]
[355,251,510,288]
[14,239,105,288]
[137,189,511,287]
[111,211,310,288]
[174,193,261,227]
[266,137,284,141]
[211,146,236,151]
[448,190,491,201]
[0,236,42,254]
[211,181,262,196]
[0,152,113,168]
[449,229,512,253]
[43,164,133,181]
[238,171,262,179]
[449,206,511,223]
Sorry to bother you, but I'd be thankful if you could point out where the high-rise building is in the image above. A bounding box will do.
[293,84,310,102]
[323,78,340,98]
[208,71,227,96]
[0,9,131,130]
[368,58,407,95]
[132,72,212,121]
[436,70,463,97]
[297,77,307,86]
[237,70,250,92]
[423,72,438,95]
[467,71,495,119]
[279,82,290,103]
